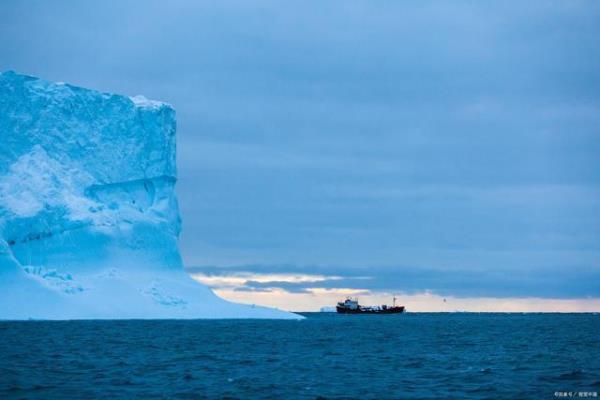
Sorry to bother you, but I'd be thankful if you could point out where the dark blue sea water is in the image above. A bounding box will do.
[1,313,598,399]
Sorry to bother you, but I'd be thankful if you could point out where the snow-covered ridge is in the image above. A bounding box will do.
[0,71,300,320]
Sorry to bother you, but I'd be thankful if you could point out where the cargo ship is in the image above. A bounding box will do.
[336,297,405,314]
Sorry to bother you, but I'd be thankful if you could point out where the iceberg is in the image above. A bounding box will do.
[0,71,300,319]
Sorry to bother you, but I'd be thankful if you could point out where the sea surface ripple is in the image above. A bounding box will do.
[0,313,598,399]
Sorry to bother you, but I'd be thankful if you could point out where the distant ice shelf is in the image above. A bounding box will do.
[0,71,300,320]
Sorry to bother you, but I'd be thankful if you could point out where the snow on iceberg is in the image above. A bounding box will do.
[0,71,300,319]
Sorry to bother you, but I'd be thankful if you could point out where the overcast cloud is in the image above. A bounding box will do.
[1,0,599,301]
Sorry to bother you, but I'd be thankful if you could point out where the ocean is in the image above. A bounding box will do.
[1,313,598,399]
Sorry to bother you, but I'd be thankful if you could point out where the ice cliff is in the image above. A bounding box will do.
[0,71,299,319]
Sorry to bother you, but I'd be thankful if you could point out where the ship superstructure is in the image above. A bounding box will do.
[335,297,405,314]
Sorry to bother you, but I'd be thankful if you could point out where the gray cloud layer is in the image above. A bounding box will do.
[1,1,599,298]
[189,264,600,298]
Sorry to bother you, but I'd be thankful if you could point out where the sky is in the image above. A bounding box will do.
[1,1,599,311]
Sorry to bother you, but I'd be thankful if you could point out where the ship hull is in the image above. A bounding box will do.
[336,306,405,314]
